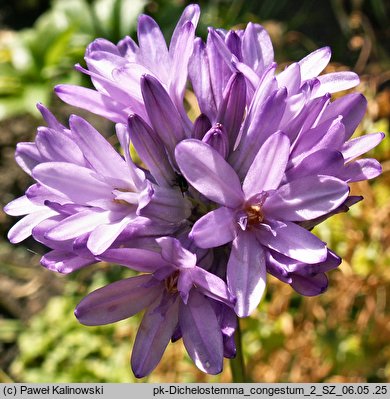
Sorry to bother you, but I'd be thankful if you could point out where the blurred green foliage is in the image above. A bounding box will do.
[10,270,140,383]
[0,0,145,119]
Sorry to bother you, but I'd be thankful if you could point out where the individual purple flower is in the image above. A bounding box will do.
[189,24,273,122]
[266,249,342,296]
[4,105,191,262]
[55,4,200,133]
[175,132,350,316]
[74,237,236,377]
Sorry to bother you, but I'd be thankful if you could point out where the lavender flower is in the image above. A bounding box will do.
[74,237,235,377]
[4,3,385,379]
[175,132,350,316]
[4,104,191,271]
[55,4,200,133]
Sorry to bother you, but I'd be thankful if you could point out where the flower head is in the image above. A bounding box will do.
[4,3,385,379]
[175,132,350,316]
[4,104,191,272]
[75,237,235,377]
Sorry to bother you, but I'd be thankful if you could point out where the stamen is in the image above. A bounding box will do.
[164,270,180,294]
[245,204,265,225]
[113,188,136,206]
[114,199,131,205]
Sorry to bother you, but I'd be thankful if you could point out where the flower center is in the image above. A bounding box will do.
[245,204,265,226]
[164,270,180,294]
[114,198,131,206]
[112,188,137,206]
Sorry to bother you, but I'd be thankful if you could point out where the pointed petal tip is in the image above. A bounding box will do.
[36,102,45,112]
[7,232,21,244]
[140,73,155,84]
[68,113,82,126]
[137,13,153,25]
[74,63,83,72]
[74,305,93,326]
[127,113,137,122]
[133,371,145,379]
[187,3,200,14]
[234,305,251,318]
[53,84,64,93]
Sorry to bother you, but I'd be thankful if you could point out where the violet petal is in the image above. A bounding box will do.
[190,207,238,249]
[175,139,244,207]
[227,230,266,317]
[75,274,161,325]
[180,291,223,374]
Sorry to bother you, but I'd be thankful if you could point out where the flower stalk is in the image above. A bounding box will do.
[230,318,247,383]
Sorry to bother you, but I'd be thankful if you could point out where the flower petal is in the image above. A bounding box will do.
[290,273,328,296]
[54,85,127,123]
[36,103,67,132]
[319,93,367,140]
[98,247,164,272]
[216,73,246,151]
[41,250,95,274]
[340,159,383,182]
[45,209,114,241]
[190,266,234,306]
[229,84,286,179]
[176,139,244,207]
[35,127,85,166]
[265,175,349,221]
[141,74,186,158]
[285,149,345,181]
[202,124,229,159]
[227,230,266,317]
[4,195,43,216]
[14,142,41,175]
[341,132,385,161]
[138,183,192,223]
[189,38,217,120]
[131,294,179,378]
[7,208,57,243]
[242,22,274,75]
[170,4,200,51]
[243,131,290,197]
[190,207,238,248]
[127,114,176,187]
[277,63,301,95]
[156,236,197,268]
[137,15,169,81]
[290,116,345,165]
[315,71,360,96]
[255,220,327,264]
[169,20,196,103]
[115,123,146,190]
[180,291,223,374]
[287,249,341,275]
[32,162,111,205]
[75,274,160,325]
[298,47,331,80]
[87,215,136,255]
[69,115,131,183]
[205,29,232,112]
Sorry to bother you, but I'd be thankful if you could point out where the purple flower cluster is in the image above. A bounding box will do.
[4,4,384,377]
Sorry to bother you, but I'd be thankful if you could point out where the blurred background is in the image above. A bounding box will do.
[0,0,389,383]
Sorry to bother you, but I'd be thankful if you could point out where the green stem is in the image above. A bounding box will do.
[230,317,247,383]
